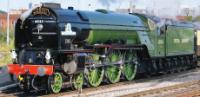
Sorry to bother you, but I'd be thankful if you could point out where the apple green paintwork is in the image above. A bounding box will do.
[84,13,194,58]
[86,30,139,44]
[135,14,194,57]
[166,26,194,56]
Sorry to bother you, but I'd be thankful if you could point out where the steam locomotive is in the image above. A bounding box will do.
[8,3,196,93]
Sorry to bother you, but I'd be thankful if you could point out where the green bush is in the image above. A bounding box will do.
[0,28,14,65]
[0,32,14,51]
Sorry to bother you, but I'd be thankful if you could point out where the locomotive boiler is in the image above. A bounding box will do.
[8,4,196,93]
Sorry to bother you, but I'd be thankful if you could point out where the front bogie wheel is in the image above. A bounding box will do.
[19,75,31,93]
[48,72,63,94]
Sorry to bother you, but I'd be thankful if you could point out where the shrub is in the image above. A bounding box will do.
[0,28,14,65]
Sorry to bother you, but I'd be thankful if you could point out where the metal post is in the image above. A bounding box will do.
[6,0,10,45]
[129,0,133,13]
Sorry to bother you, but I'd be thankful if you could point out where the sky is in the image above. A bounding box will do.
[0,0,200,17]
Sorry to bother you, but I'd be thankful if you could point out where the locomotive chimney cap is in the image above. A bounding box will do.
[42,3,61,9]
[68,7,74,10]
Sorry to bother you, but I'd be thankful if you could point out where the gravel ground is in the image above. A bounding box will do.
[60,69,200,97]
[0,66,15,88]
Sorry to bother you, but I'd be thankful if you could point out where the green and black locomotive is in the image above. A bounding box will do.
[8,4,196,93]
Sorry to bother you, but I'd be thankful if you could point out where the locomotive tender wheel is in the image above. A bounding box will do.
[180,57,186,71]
[186,56,192,69]
[48,72,63,93]
[182,57,188,71]
[72,73,84,90]
[175,58,180,72]
[122,52,137,81]
[158,59,166,74]
[166,59,172,74]
[86,54,104,87]
[105,52,121,83]
[173,59,179,72]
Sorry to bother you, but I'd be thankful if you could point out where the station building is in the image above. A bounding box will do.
[0,9,27,32]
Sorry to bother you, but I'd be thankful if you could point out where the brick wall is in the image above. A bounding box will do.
[0,9,27,32]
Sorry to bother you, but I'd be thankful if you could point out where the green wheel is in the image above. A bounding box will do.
[123,53,137,81]
[72,73,84,90]
[48,72,63,93]
[105,52,121,83]
[87,68,104,87]
[86,54,104,87]
[123,63,137,81]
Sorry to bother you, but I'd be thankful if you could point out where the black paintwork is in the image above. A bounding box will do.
[15,6,146,51]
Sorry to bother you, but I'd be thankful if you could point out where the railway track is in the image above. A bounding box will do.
[1,68,200,97]
[45,68,200,97]
[121,80,200,97]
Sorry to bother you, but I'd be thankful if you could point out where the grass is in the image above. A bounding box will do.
[0,30,14,66]
[0,52,11,66]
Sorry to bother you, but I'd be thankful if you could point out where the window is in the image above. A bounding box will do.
[148,19,156,31]
[159,25,167,36]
